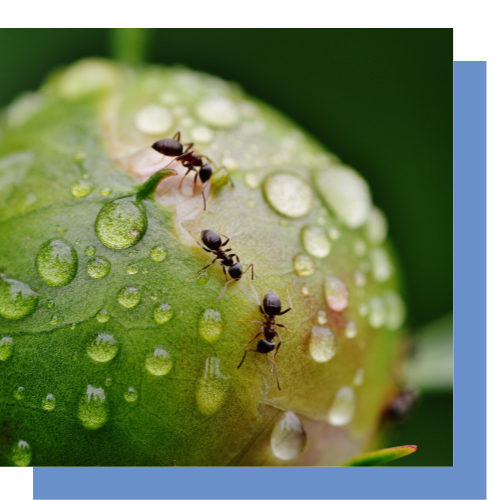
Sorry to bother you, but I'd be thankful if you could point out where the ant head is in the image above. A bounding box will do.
[263,290,282,316]
[199,163,213,183]
[257,338,275,354]
[228,262,243,279]
[151,138,183,157]
[201,230,221,250]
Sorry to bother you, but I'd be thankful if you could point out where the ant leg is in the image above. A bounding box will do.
[242,263,254,280]
[219,233,231,247]
[222,264,229,282]
[266,355,281,391]
[217,166,235,187]
[179,166,194,190]
[276,323,291,333]
[201,183,207,211]
[217,279,237,301]
[237,348,259,369]
[183,143,194,152]
[274,332,282,360]
[242,329,264,347]
[173,131,181,141]
[237,319,265,325]
[245,277,265,314]
[192,172,199,196]
[276,284,293,316]
[189,257,218,279]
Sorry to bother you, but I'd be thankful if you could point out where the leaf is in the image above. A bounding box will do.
[344,445,417,466]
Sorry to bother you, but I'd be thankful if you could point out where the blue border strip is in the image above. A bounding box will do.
[33,61,486,500]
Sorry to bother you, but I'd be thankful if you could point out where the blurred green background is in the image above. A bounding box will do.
[0,28,452,466]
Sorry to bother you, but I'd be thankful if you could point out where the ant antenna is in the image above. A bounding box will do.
[217,279,237,301]
[246,277,262,307]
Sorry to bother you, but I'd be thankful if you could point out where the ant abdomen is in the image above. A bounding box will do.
[263,291,282,316]
[151,138,183,157]
[201,229,222,250]
[257,338,275,354]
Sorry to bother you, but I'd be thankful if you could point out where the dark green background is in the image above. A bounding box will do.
[0,28,452,466]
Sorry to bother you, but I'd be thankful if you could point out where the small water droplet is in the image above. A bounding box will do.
[85,245,96,256]
[324,276,349,312]
[55,224,67,233]
[135,104,172,135]
[345,320,358,339]
[87,256,111,279]
[78,385,108,430]
[42,393,56,411]
[364,206,388,244]
[247,200,256,208]
[196,358,229,415]
[153,302,174,325]
[100,187,112,196]
[353,368,364,386]
[197,96,239,128]
[328,386,356,426]
[46,299,55,309]
[13,386,24,400]
[124,387,138,403]
[302,225,331,258]
[196,270,210,285]
[70,323,76,330]
[317,310,327,325]
[0,337,14,361]
[191,125,214,143]
[50,315,58,325]
[359,302,369,317]
[293,253,315,277]
[117,286,141,308]
[198,309,223,344]
[36,238,78,287]
[244,173,260,189]
[71,180,93,198]
[370,248,393,283]
[150,245,168,262]
[309,326,336,363]
[301,284,310,296]
[384,291,406,330]
[150,293,158,302]
[270,411,307,461]
[354,238,367,256]
[353,270,366,288]
[368,297,386,328]
[328,226,341,240]
[87,333,119,362]
[145,347,173,376]
[127,263,139,275]
[75,239,81,245]
[12,440,32,466]
[96,308,110,323]
[264,173,313,219]
[105,378,112,386]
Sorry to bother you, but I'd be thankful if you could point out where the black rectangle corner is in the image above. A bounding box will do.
[453,28,488,61]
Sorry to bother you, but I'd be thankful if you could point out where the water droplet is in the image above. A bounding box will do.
[42,393,56,411]
[135,104,172,135]
[145,347,173,376]
[105,378,112,386]
[0,337,14,361]
[0,275,39,320]
[55,224,67,233]
[364,206,388,244]
[85,245,96,256]
[87,333,118,362]
[153,302,174,325]
[263,173,313,219]
[359,302,369,317]
[244,173,260,189]
[328,386,356,426]
[353,270,366,288]
[314,166,372,229]
[50,314,58,325]
[301,225,331,258]
[150,293,158,302]
[198,309,223,344]
[127,263,139,275]
[71,180,93,198]
[100,187,112,196]
[317,310,327,325]
[301,284,310,296]
[368,297,386,329]
[191,125,214,143]
[12,440,32,466]
[36,238,78,287]
[293,253,315,277]
[124,387,138,403]
[324,276,349,312]
[270,411,307,461]
[13,387,24,400]
[370,248,393,282]
[117,286,141,309]
[95,195,147,250]
[142,268,149,275]
[353,368,365,386]
[328,226,341,240]
[384,291,406,330]
[78,385,108,430]
[96,308,110,323]
[345,320,358,339]
[309,326,336,363]
[247,200,256,208]
[70,323,76,330]
[354,238,367,256]
[150,245,168,262]
[196,358,229,415]
[86,257,111,279]
[196,270,210,285]
[46,299,55,309]
[197,96,239,128]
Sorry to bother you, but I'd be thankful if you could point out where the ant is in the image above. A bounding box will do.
[237,279,293,391]
[190,230,254,300]
[151,131,233,210]
[382,387,419,423]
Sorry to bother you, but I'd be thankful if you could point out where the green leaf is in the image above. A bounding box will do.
[344,445,417,466]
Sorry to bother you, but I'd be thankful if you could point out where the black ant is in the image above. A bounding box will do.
[190,230,254,300]
[382,387,419,423]
[151,131,233,210]
[237,279,293,391]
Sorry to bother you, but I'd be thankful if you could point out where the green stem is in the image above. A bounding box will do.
[110,29,152,64]
[136,168,178,201]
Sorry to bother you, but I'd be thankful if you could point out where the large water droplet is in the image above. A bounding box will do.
[87,333,119,362]
[86,256,111,279]
[127,263,139,275]
[135,104,172,135]
[153,302,174,325]
[324,276,349,312]
[293,253,315,277]
[197,96,239,128]
[12,440,32,466]
[345,320,358,339]
[78,385,108,430]
[145,347,173,376]
[328,386,356,426]
[96,308,110,323]
[384,291,406,330]
[198,309,223,344]
[71,181,93,198]
[36,239,78,287]
[309,326,336,363]
[270,411,307,461]
[13,386,25,400]
[95,195,147,250]
[150,245,168,262]
[42,393,56,411]
[0,275,38,320]
[370,248,393,282]
[117,286,141,308]
[364,206,388,244]
[100,187,112,196]
[263,173,313,219]
[196,358,229,416]
[244,173,260,189]
[124,387,138,403]
[0,337,14,361]
[84,245,96,256]
[368,297,386,329]
[301,225,331,258]
[314,166,372,229]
